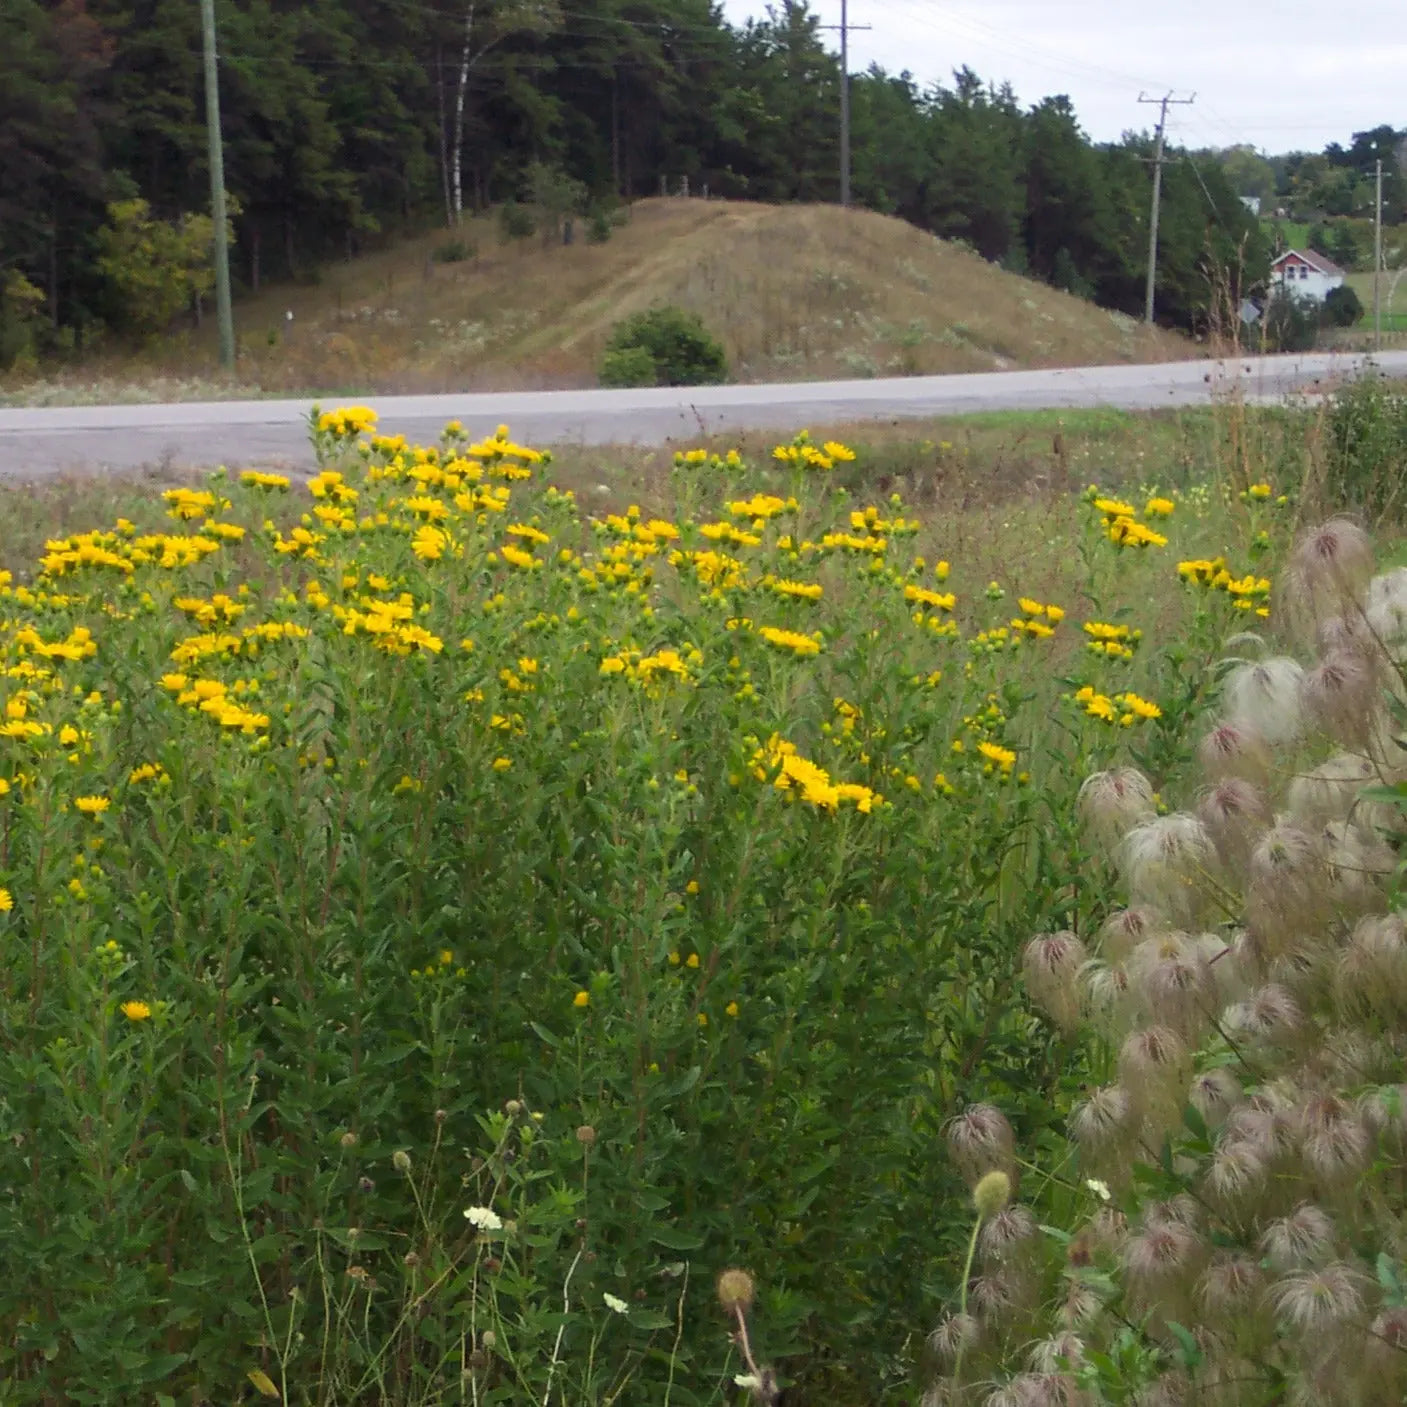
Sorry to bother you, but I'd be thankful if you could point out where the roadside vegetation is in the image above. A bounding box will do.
[2,380,1407,1403]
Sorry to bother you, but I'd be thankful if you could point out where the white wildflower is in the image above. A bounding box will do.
[464,1205,503,1231]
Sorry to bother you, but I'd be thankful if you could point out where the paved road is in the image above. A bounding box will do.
[2,349,1405,477]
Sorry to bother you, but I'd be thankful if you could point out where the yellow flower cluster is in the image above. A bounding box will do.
[750,734,881,812]
[1073,686,1162,725]
[1082,621,1141,661]
[317,405,379,437]
[1177,557,1271,615]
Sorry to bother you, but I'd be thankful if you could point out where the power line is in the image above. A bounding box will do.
[819,0,870,207]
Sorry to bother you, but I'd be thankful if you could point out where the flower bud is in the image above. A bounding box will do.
[392,1149,412,1173]
[576,1124,596,1146]
[716,1267,755,1313]
[972,1169,1011,1219]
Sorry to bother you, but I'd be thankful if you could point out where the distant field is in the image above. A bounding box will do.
[0,199,1191,404]
[1345,269,1407,330]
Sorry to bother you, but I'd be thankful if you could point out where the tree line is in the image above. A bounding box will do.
[2,0,1270,365]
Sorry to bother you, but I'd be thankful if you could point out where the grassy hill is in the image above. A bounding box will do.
[6,199,1194,402]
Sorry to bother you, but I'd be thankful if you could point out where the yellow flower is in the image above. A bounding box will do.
[120,1000,151,1022]
[1248,482,1272,499]
[725,1001,739,1018]
[686,880,700,895]
[686,953,700,969]
[697,1012,708,1028]
[1144,496,1175,517]
[491,757,512,772]
[573,990,590,1008]
[74,795,111,816]
[977,741,1016,772]
[0,888,11,912]
[757,626,822,657]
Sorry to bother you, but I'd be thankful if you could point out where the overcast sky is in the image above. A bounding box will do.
[719,0,1407,154]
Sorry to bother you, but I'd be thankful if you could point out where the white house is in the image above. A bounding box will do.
[1270,248,1345,303]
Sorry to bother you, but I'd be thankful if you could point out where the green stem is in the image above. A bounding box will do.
[951,1210,984,1386]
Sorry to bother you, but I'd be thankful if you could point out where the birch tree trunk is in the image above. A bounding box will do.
[450,1,476,225]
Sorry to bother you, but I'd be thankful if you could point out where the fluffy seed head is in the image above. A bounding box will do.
[1301,650,1380,749]
[1197,720,1273,785]
[1224,983,1304,1048]
[1360,1083,1407,1146]
[1203,1138,1268,1211]
[1287,751,1377,830]
[1221,657,1306,746]
[716,1268,755,1313]
[1338,913,1407,1019]
[1078,958,1135,1036]
[979,1204,1038,1270]
[1260,1203,1337,1271]
[1068,1084,1135,1166]
[1197,1251,1265,1317]
[1022,932,1087,1035]
[1197,778,1272,869]
[1097,907,1162,962]
[1027,1333,1085,1375]
[1078,767,1157,849]
[1269,1262,1367,1333]
[1284,518,1375,639]
[1120,814,1218,926]
[1296,1092,1371,1187]
[1128,931,1217,1039]
[1117,1026,1192,1113]
[1364,566,1407,650]
[1121,1218,1205,1303]
[1246,822,1327,941]
[1188,1067,1242,1128]
[1321,820,1393,915]
[926,1312,979,1367]
[946,1103,1016,1187]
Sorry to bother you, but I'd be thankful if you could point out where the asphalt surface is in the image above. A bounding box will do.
[2,349,1405,477]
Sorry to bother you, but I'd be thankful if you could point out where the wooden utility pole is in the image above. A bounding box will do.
[821,2,869,207]
[1374,157,1383,350]
[1138,91,1195,325]
[200,0,235,370]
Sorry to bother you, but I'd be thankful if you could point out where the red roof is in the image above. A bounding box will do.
[1271,248,1344,277]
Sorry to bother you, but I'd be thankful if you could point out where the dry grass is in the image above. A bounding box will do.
[2,200,1193,404]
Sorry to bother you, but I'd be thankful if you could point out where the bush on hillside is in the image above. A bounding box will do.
[1321,282,1363,327]
[1261,290,1319,352]
[431,237,477,265]
[599,304,727,387]
[597,343,658,387]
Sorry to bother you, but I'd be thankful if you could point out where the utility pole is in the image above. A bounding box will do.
[821,2,869,207]
[1374,156,1383,351]
[200,0,235,370]
[1138,91,1195,325]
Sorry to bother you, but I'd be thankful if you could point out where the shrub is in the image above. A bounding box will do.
[586,204,615,244]
[1261,289,1319,352]
[929,514,1407,1406]
[597,342,658,387]
[600,304,728,386]
[431,237,477,264]
[1321,282,1363,327]
[497,198,535,245]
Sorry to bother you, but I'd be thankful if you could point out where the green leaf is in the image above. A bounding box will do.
[650,1224,705,1250]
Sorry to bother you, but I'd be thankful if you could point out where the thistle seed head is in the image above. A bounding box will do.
[1359,1083,1407,1147]
[1078,767,1156,849]
[1120,814,1218,926]
[945,1103,1016,1187]
[1321,820,1393,916]
[1246,821,1327,939]
[1203,1138,1268,1212]
[1197,720,1273,785]
[1260,1203,1337,1271]
[1026,1332,1085,1376]
[1221,657,1306,747]
[1363,566,1407,650]
[1021,931,1087,1035]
